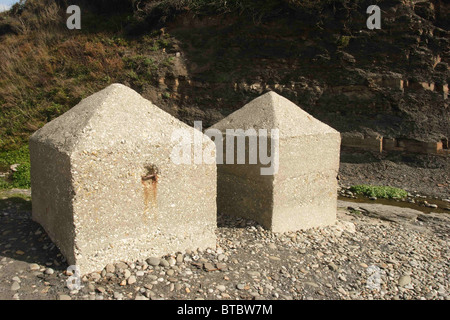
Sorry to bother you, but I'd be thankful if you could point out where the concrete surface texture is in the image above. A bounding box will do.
[211,91,341,232]
[29,84,217,275]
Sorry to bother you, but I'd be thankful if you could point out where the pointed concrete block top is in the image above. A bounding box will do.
[211,91,339,137]
[31,83,193,153]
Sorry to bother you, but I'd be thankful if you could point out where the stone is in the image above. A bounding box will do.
[90,273,101,281]
[338,274,347,281]
[128,276,137,285]
[166,257,176,266]
[105,264,115,274]
[334,219,356,234]
[398,275,412,287]
[45,268,54,275]
[236,283,245,290]
[425,202,438,209]
[216,263,227,270]
[115,262,128,271]
[305,282,320,288]
[204,263,216,272]
[147,257,161,266]
[113,292,123,300]
[96,287,106,294]
[217,254,226,261]
[11,282,20,291]
[337,287,348,296]
[29,263,40,271]
[210,92,340,232]
[166,269,175,276]
[30,84,217,275]
[216,285,226,292]
[59,294,72,300]
[269,256,281,261]
[148,275,158,281]
[338,200,421,225]
[160,259,170,268]
[144,284,153,290]
[248,271,261,278]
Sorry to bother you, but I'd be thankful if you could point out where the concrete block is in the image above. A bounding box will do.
[211,91,341,232]
[30,84,216,274]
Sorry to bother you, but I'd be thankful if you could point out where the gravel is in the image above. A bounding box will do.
[0,188,448,300]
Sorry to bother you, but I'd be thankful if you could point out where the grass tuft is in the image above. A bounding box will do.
[0,145,31,189]
[350,185,408,199]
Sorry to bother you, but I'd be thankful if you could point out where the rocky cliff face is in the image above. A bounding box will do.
[0,0,448,155]
[137,0,449,155]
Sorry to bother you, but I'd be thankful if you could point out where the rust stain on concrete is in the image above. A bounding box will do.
[142,165,159,222]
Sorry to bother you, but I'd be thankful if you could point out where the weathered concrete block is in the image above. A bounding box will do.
[30,84,216,274]
[211,91,341,232]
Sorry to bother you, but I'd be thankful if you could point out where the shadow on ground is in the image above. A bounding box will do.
[0,193,250,271]
[217,212,259,229]
[0,196,67,271]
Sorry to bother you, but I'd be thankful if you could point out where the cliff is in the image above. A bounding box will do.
[0,0,448,154]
